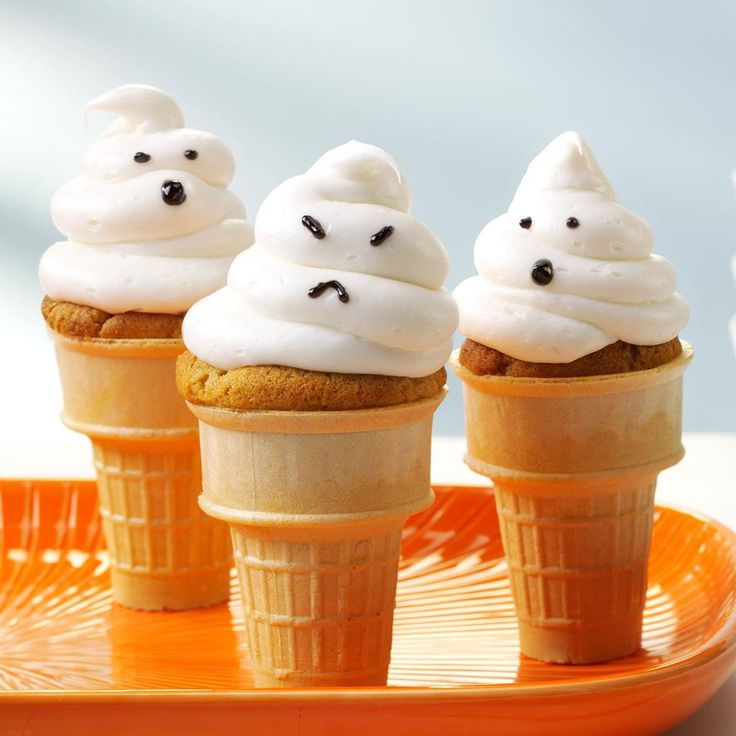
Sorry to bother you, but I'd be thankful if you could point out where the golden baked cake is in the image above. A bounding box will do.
[459,336,682,378]
[177,352,446,411]
[42,296,182,339]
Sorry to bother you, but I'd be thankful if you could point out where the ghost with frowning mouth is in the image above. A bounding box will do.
[301,214,396,304]
[182,140,459,378]
[39,84,253,315]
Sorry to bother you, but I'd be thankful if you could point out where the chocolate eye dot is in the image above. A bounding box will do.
[519,217,532,229]
[566,217,580,228]
[184,149,198,160]
[531,258,554,286]
[134,152,151,163]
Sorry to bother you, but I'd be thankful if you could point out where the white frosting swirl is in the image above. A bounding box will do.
[454,132,689,363]
[39,84,253,314]
[183,141,458,377]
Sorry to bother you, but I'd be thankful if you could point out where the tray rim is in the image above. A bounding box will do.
[0,481,734,703]
[0,644,733,704]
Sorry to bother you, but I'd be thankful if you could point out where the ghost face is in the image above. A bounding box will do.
[474,210,574,292]
[516,215,581,286]
[473,189,655,299]
[300,212,398,305]
[51,128,240,244]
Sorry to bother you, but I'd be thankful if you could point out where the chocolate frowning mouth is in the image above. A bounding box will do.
[307,280,350,303]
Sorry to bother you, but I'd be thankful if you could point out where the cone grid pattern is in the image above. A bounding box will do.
[494,480,656,634]
[93,442,231,575]
[231,526,403,683]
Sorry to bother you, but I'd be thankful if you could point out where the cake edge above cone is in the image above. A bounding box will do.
[42,296,183,340]
[459,336,683,378]
[176,350,447,412]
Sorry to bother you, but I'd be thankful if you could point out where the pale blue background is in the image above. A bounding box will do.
[2,0,735,435]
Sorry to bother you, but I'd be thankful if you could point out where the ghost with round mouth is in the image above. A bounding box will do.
[183,140,458,378]
[454,131,689,363]
[39,84,254,314]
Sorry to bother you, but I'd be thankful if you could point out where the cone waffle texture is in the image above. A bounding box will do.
[93,437,231,611]
[187,392,444,687]
[50,331,232,611]
[230,521,403,687]
[451,345,692,664]
[494,476,656,663]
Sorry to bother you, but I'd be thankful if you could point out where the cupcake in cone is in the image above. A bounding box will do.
[452,132,691,664]
[177,141,458,686]
[39,84,254,610]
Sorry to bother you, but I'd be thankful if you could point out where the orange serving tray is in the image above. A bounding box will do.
[0,480,734,736]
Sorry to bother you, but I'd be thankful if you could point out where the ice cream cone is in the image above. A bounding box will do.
[186,390,444,687]
[51,331,232,611]
[451,344,692,663]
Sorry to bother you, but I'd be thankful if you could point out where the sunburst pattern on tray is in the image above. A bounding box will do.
[0,480,734,690]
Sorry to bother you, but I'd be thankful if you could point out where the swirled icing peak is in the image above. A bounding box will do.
[183,141,458,377]
[85,84,185,136]
[454,132,689,363]
[512,131,615,201]
[39,84,253,314]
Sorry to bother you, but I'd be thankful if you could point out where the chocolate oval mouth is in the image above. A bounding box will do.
[161,180,186,206]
